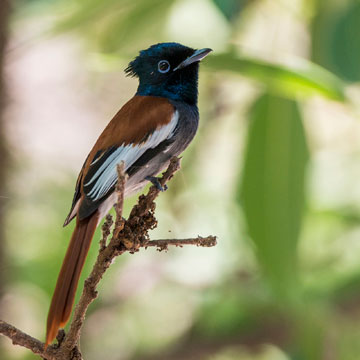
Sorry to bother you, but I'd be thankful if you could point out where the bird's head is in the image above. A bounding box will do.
[125,42,212,105]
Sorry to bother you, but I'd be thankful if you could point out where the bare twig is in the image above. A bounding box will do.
[112,162,126,240]
[0,320,50,356]
[145,236,217,251]
[0,157,217,359]
[99,214,113,251]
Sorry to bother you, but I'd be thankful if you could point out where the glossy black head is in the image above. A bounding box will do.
[125,42,212,105]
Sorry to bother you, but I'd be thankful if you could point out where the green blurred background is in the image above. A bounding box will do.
[1,0,360,359]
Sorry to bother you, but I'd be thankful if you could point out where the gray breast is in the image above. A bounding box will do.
[125,101,199,190]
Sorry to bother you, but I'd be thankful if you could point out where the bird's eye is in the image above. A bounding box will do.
[158,60,170,73]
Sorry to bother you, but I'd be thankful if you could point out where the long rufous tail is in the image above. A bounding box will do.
[45,213,98,347]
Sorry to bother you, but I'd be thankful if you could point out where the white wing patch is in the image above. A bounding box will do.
[84,111,179,201]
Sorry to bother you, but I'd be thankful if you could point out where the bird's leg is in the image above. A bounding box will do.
[145,176,168,192]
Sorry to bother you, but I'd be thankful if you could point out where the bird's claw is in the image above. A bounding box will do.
[146,176,167,192]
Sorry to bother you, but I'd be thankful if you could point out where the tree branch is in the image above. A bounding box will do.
[0,157,217,359]
[145,236,217,251]
[0,320,56,357]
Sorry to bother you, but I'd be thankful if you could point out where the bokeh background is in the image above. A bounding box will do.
[1,0,360,359]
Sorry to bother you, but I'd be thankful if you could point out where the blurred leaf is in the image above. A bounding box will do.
[312,1,360,82]
[99,0,175,53]
[54,0,131,33]
[292,304,326,360]
[211,0,246,21]
[239,93,309,298]
[54,0,175,53]
[204,52,346,101]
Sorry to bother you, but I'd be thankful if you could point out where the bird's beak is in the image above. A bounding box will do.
[173,48,213,71]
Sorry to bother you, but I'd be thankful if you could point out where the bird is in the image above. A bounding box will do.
[45,42,212,347]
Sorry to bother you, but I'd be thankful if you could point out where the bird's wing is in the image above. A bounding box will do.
[64,96,177,225]
[83,115,178,201]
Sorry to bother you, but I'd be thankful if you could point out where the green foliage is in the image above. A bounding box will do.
[54,0,175,53]
[54,0,348,103]
[98,0,176,53]
[54,0,130,32]
[312,0,360,82]
[211,0,246,21]
[239,93,309,298]
[6,0,360,359]
[204,52,346,101]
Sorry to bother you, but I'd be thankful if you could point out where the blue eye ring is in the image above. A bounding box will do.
[158,60,170,73]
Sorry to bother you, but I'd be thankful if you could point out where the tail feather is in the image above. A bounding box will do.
[45,213,98,347]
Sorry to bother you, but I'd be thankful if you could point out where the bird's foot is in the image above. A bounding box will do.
[146,176,168,192]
